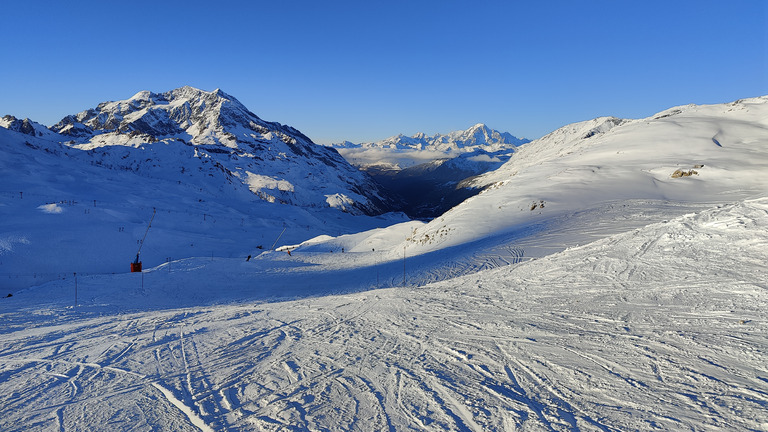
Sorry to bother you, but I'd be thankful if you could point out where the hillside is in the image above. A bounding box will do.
[0,87,403,290]
[1,95,766,431]
[389,97,768,256]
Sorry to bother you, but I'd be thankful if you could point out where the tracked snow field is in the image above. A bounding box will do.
[1,198,767,431]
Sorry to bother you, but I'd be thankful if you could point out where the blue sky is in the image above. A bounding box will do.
[2,1,766,143]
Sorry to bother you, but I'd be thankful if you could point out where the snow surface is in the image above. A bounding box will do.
[1,198,766,431]
[1,95,767,431]
[396,96,768,257]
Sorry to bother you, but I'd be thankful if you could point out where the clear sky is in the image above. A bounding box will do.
[1,0,766,144]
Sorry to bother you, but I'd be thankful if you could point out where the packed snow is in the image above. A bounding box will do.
[1,198,766,431]
[1,94,767,431]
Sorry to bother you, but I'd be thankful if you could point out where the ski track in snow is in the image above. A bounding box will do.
[0,199,767,431]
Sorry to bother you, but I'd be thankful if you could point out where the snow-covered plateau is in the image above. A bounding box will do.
[1,94,767,431]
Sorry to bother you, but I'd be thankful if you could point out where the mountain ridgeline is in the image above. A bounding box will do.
[2,88,530,220]
[31,86,395,215]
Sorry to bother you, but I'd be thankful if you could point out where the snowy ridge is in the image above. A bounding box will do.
[393,96,768,256]
[0,115,59,140]
[372,123,529,153]
[330,123,529,169]
[46,86,394,214]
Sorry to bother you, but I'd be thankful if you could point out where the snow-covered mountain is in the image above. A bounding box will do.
[0,115,59,139]
[0,87,404,290]
[330,123,529,169]
[41,86,393,215]
[352,122,528,152]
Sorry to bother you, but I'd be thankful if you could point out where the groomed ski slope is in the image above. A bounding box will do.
[1,198,766,431]
[1,95,767,431]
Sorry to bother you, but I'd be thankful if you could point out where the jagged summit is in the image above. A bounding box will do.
[330,123,529,170]
[0,115,55,138]
[49,86,269,147]
[366,123,529,153]
[4,86,396,215]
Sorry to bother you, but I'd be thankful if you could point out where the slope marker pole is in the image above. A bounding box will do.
[403,245,406,287]
[271,227,287,251]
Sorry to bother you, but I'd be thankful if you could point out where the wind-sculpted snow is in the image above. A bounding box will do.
[1,199,766,431]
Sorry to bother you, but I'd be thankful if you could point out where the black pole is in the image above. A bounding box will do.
[74,272,77,307]
[403,245,406,286]
[372,248,378,288]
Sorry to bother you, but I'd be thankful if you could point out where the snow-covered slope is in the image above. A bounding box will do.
[1,196,766,431]
[331,123,529,169]
[389,97,768,256]
[0,88,405,290]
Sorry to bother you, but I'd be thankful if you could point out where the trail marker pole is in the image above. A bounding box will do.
[74,272,77,307]
[403,245,406,286]
[374,249,379,288]
[271,227,287,251]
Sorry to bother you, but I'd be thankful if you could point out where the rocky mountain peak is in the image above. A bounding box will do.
[3,87,397,215]
[49,86,259,145]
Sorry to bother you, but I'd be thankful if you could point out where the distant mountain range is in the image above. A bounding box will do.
[328,124,530,218]
[329,123,529,169]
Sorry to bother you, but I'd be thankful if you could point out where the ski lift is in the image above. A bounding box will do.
[131,208,156,272]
